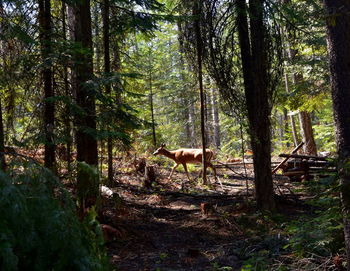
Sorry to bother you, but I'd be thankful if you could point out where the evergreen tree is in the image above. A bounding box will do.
[324,0,350,268]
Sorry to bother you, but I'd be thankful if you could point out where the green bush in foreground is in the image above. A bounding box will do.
[0,164,109,271]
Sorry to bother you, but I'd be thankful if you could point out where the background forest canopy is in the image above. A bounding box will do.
[0,0,334,162]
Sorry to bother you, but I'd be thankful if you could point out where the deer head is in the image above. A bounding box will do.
[153,143,166,155]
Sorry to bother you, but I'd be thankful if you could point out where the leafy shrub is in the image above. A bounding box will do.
[0,164,109,271]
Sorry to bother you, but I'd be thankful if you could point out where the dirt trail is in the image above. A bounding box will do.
[102,166,260,271]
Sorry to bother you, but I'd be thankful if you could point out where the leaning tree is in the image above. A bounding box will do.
[180,0,283,210]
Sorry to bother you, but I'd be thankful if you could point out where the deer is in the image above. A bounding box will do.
[153,144,217,182]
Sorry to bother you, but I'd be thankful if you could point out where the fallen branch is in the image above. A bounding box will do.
[272,142,304,174]
[279,153,329,161]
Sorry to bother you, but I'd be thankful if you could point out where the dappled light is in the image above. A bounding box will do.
[1,0,348,270]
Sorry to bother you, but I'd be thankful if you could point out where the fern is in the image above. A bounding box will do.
[0,164,109,271]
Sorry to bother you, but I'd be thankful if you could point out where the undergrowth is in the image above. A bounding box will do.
[236,174,344,270]
[0,163,110,271]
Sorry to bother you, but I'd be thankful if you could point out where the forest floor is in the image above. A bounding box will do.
[99,159,309,271]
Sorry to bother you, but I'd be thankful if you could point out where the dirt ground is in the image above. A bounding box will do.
[97,159,301,271]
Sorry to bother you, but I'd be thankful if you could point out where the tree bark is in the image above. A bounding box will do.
[102,0,114,184]
[61,1,72,173]
[283,108,290,148]
[177,21,194,147]
[237,0,275,211]
[324,1,350,269]
[283,72,299,147]
[70,0,98,208]
[39,0,55,171]
[211,88,221,149]
[298,111,317,155]
[0,98,6,171]
[0,2,6,171]
[193,0,207,184]
[189,102,197,147]
[148,48,157,148]
[94,3,101,75]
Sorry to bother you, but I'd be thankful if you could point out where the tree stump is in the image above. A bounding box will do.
[144,165,156,188]
[134,157,146,174]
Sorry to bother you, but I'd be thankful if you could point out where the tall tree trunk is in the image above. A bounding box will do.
[324,1,350,268]
[211,87,221,149]
[0,2,6,171]
[70,0,98,208]
[177,21,196,148]
[111,35,122,103]
[284,72,299,147]
[94,3,101,75]
[0,98,6,171]
[193,0,207,184]
[148,48,157,148]
[188,99,196,147]
[103,0,114,183]
[237,0,275,211]
[278,113,284,147]
[283,108,290,148]
[177,21,193,147]
[39,0,55,170]
[62,1,72,173]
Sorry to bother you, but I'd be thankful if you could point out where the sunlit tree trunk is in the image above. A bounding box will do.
[148,48,157,148]
[282,109,290,148]
[298,111,317,155]
[283,73,299,147]
[211,87,221,149]
[39,0,55,171]
[324,1,350,268]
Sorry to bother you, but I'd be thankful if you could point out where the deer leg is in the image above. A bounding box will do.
[182,163,191,182]
[168,163,179,179]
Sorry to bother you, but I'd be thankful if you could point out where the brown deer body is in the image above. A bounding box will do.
[153,144,217,181]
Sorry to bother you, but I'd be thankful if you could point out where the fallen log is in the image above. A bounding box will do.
[309,168,337,172]
[286,160,334,168]
[272,142,304,174]
[283,171,306,176]
[213,161,279,168]
[279,153,329,161]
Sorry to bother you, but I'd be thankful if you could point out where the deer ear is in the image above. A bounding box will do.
[161,143,166,147]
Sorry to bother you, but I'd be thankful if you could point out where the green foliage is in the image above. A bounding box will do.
[285,176,343,257]
[77,161,100,207]
[0,164,109,271]
[236,234,288,271]
[124,22,200,150]
[234,175,343,269]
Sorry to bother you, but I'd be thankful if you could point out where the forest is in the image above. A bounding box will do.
[1,0,350,270]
